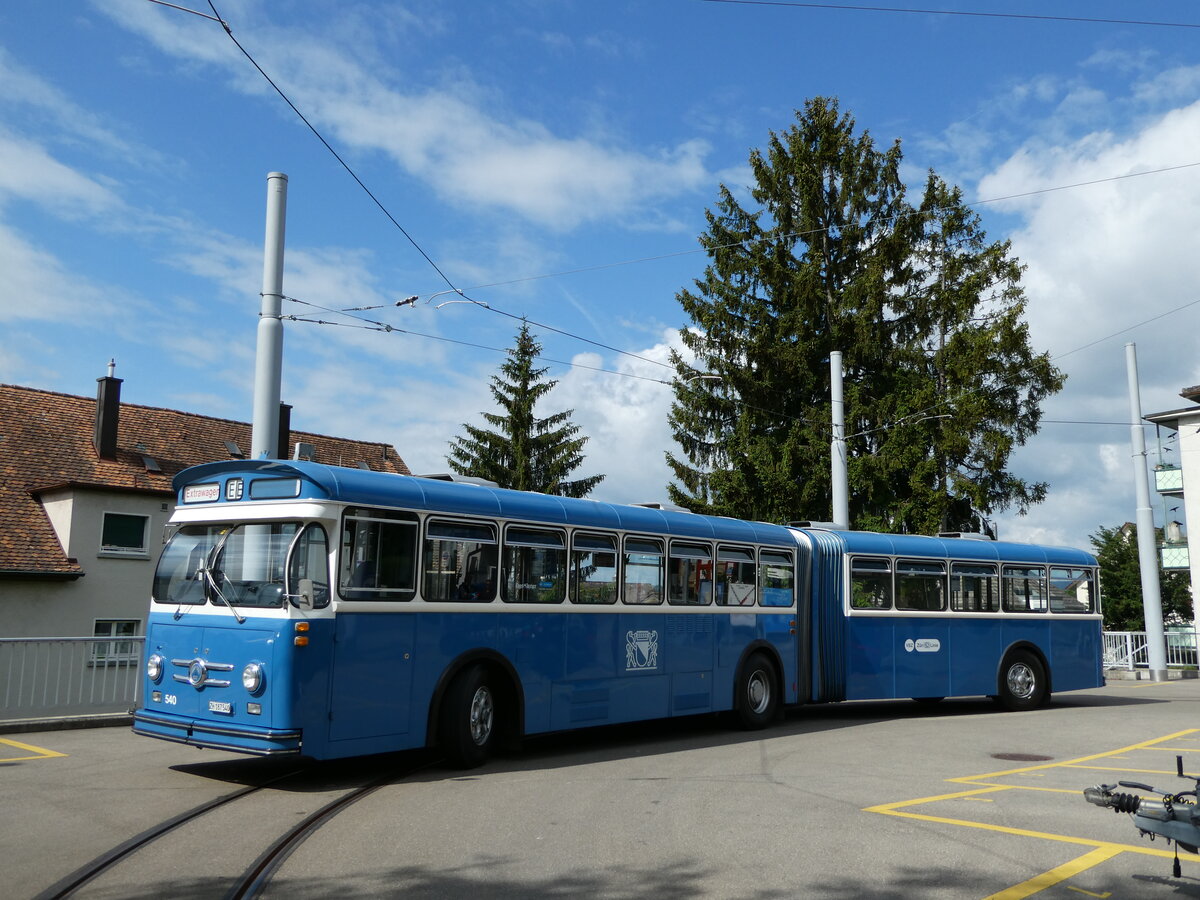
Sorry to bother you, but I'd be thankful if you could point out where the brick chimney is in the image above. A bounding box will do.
[94,360,122,460]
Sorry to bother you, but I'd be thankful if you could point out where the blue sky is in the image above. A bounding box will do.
[4,1,1200,551]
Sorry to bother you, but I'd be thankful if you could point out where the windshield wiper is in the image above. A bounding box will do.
[200,530,246,624]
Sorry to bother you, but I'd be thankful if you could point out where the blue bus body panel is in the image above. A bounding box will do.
[137,606,798,760]
[803,529,1103,703]
[138,462,1101,762]
[134,611,324,756]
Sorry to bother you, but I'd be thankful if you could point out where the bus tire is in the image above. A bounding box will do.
[734,652,778,730]
[995,650,1047,712]
[440,664,498,769]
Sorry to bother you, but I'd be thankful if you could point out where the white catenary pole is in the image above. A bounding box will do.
[830,351,849,530]
[1126,342,1168,680]
[251,172,288,459]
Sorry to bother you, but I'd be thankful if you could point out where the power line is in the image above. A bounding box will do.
[700,0,1200,30]
[1052,297,1200,361]
[281,296,673,385]
[159,0,1200,381]
[202,1,460,294]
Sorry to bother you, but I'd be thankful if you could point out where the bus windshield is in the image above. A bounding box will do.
[153,522,305,609]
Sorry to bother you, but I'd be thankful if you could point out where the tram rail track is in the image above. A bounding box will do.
[35,755,435,900]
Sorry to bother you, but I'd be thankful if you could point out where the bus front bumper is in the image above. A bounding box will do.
[132,710,303,756]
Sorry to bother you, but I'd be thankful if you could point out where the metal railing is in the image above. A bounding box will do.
[1103,630,1199,671]
[0,636,145,722]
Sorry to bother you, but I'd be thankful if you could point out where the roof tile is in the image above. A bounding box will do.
[0,383,409,575]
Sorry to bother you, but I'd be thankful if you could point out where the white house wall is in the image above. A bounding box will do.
[1174,410,1200,624]
[1,488,174,638]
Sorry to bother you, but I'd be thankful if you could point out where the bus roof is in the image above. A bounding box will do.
[174,460,799,548]
[804,528,1097,567]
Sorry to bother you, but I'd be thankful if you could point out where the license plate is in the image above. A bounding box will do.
[208,700,232,714]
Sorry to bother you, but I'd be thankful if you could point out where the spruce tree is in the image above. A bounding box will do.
[667,97,1063,531]
[447,322,604,497]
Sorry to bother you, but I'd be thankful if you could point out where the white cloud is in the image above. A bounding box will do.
[976,99,1200,549]
[97,1,714,230]
[0,132,121,217]
[554,330,687,504]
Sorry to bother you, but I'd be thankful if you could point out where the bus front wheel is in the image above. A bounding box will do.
[995,651,1047,712]
[440,664,498,768]
[735,652,778,730]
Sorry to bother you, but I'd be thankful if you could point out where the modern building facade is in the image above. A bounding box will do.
[1145,384,1200,624]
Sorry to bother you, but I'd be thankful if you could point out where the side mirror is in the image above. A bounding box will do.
[295,578,315,610]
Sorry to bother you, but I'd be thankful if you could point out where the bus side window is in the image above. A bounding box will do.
[503,527,566,604]
[759,550,795,608]
[623,537,664,605]
[951,562,999,612]
[850,557,892,610]
[1049,566,1095,613]
[423,520,498,603]
[571,533,618,604]
[668,541,713,606]
[1003,565,1047,613]
[895,560,946,611]
[339,507,418,601]
[715,545,756,606]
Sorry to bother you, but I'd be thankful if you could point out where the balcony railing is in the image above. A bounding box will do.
[1103,630,1199,671]
[0,637,145,723]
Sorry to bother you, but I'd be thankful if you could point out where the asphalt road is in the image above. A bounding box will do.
[5,678,1200,899]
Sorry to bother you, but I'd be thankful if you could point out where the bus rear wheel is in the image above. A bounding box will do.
[440,664,498,768]
[995,650,1047,712]
[735,652,778,730]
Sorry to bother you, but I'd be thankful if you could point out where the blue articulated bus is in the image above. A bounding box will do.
[132,460,1103,766]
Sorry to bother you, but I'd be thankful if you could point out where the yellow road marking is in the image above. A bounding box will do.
[948,729,1200,784]
[1059,764,1188,776]
[0,737,67,761]
[1066,888,1111,899]
[1118,680,1178,690]
[982,847,1124,900]
[865,728,1200,897]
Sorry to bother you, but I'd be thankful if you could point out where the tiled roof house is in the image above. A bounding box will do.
[0,374,409,638]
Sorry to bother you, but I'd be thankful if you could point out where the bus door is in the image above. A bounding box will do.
[328,613,415,743]
[326,507,421,745]
[892,560,951,698]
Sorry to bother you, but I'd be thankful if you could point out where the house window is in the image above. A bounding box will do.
[101,512,149,555]
[92,619,139,665]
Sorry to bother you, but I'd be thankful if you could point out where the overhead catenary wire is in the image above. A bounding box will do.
[700,0,1200,30]
[157,0,1196,442]
[153,0,1200,384]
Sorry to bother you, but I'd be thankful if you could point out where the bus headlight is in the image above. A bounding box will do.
[242,662,264,694]
[147,654,165,683]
